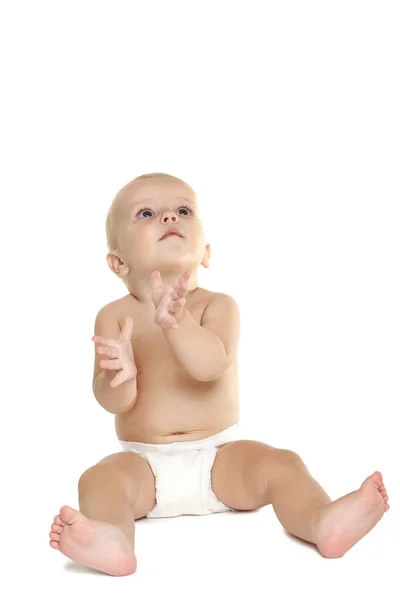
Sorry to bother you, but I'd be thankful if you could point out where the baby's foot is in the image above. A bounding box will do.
[314,471,389,558]
[49,505,136,576]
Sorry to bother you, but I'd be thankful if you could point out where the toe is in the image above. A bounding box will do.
[370,471,383,487]
[51,524,62,534]
[49,532,60,542]
[60,505,85,525]
[49,540,59,550]
[54,515,63,526]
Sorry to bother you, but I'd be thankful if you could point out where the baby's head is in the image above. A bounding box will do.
[105,173,210,291]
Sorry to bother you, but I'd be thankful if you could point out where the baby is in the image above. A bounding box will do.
[49,173,390,576]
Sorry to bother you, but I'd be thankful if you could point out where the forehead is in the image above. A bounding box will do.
[115,177,197,215]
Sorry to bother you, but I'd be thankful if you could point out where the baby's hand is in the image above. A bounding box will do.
[92,316,137,388]
[151,270,190,329]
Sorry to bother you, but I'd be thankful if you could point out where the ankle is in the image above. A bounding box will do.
[117,525,135,551]
[311,502,331,544]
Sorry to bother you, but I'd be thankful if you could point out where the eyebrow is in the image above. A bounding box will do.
[132,196,194,205]
[127,196,196,212]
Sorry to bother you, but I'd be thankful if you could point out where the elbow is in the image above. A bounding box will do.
[111,402,136,415]
[197,372,222,383]
[92,378,137,414]
[94,396,137,415]
[194,354,233,382]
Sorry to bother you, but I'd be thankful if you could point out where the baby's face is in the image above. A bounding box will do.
[114,177,208,274]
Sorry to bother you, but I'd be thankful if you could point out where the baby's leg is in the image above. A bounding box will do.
[212,441,389,558]
[49,452,156,576]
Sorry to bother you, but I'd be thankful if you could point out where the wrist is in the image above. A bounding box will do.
[102,368,137,385]
[174,305,187,325]
[163,306,187,331]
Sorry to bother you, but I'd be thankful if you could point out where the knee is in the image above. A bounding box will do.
[78,463,112,494]
[78,460,128,496]
[78,453,143,500]
[273,448,305,469]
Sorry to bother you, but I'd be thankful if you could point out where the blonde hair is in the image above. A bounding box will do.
[105,172,193,251]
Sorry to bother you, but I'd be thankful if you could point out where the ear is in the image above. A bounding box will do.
[106,251,130,278]
[201,243,210,268]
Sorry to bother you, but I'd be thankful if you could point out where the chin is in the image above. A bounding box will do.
[155,258,196,272]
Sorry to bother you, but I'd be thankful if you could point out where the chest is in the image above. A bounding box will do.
[127,298,208,373]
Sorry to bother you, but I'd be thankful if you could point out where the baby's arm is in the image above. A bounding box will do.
[162,293,240,381]
[92,306,137,414]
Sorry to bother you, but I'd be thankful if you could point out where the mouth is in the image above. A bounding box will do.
[160,228,184,240]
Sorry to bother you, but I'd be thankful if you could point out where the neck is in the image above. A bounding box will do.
[125,266,200,305]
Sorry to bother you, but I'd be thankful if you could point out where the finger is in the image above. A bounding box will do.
[170,288,181,301]
[151,271,164,291]
[175,270,190,296]
[181,269,191,282]
[99,359,121,370]
[158,287,173,314]
[109,371,127,388]
[174,297,186,308]
[175,285,187,299]
[96,346,119,358]
[168,298,186,313]
[151,272,166,307]
[155,300,178,328]
[179,270,191,288]
[171,282,187,300]
[155,314,178,329]
[155,307,172,324]
[92,335,118,348]
[120,315,134,341]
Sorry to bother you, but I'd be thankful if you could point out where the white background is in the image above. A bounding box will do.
[1,1,399,598]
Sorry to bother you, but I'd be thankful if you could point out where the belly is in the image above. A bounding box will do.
[115,367,239,443]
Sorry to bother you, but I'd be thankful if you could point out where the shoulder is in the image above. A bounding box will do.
[199,291,240,355]
[201,291,240,323]
[94,294,132,332]
[94,296,123,319]
[205,291,239,309]
[195,287,239,308]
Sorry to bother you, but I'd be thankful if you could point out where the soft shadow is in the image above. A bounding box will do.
[135,508,260,525]
[63,561,108,576]
[230,508,263,516]
[282,529,321,555]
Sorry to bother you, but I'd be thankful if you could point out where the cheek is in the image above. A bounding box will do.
[122,223,154,252]
[193,222,205,244]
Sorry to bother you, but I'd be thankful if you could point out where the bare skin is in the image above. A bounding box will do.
[49,174,390,575]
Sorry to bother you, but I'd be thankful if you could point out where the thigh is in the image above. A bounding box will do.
[82,451,156,519]
[211,440,295,510]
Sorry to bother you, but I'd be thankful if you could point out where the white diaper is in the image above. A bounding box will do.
[120,423,238,518]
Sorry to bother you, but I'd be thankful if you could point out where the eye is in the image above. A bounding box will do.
[137,208,154,219]
[177,206,191,216]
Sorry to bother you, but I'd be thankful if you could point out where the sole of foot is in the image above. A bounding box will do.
[315,471,389,558]
[49,505,137,576]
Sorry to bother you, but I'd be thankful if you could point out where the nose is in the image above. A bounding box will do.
[161,209,179,223]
